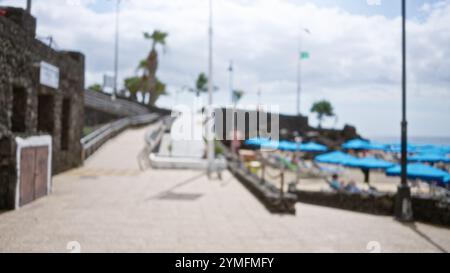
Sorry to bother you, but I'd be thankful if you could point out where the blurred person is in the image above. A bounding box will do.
[230,129,242,155]
[435,162,447,172]
[344,180,361,194]
[327,174,343,192]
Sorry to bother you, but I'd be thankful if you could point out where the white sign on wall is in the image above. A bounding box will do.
[39,61,60,89]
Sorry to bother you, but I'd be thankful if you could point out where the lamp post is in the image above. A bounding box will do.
[297,27,310,116]
[26,0,31,13]
[395,0,413,222]
[293,131,302,187]
[206,0,215,178]
[257,88,262,112]
[229,60,234,104]
[112,0,121,100]
[229,60,237,153]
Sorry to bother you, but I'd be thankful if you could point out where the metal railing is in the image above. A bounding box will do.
[144,117,172,153]
[81,113,160,161]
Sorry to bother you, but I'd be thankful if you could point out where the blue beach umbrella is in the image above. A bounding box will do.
[342,139,370,150]
[300,142,328,152]
[386,163,450,186]
[344,157,395,170]
[278,141,298,151]
[408,153,450,164]
[344,157,395,183]
[365,142,388,151]
[245,138,262,146]
[445,146,450,154]
[245,138,271,147]
[260,140,281,150]
[342,139,387,151]
[385,143,416,153]
[414,145,447,155]
[315,151,356,165]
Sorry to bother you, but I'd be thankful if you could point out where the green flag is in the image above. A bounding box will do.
[300,52,310,60]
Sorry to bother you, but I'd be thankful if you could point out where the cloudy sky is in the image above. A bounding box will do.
[2,0,449,138]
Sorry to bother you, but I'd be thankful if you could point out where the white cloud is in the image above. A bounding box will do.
[1,0,449,137]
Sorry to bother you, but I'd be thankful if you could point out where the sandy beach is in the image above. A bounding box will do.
[257,161,433,195]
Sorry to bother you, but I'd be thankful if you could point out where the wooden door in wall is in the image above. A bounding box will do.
[34,147,49,199]
[19,146,49,206]
[19,148,35,206]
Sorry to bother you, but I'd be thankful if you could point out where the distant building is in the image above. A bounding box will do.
[0,7,85,209]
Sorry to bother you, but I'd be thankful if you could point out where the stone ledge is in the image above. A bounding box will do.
[229,161,297,215]
[294,190,450,227]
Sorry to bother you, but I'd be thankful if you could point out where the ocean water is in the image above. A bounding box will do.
[370,137,450,146]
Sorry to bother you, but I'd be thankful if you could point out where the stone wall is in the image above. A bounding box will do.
[295,190,394,216]
[215,108,310,141]
[216,108,359,146]
[0,7,85,209]
[411,195,450,226]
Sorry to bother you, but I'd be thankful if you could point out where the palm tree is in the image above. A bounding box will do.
[187,73,219,98]
[310,100,335,129]
[123,77,141,101]
[189,73,209,97]
[232,89,244,105]
[124,74,167,105]
[151,78,167,106]
[140,30,168,106]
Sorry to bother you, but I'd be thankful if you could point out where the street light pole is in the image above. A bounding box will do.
[297,32,302,116]
[229,60,236,145]
[297,27,310,116]
[26,0,31,13]
[257,88,262,111]
[113,0,121,100]
[206,0,215,178]
[229,60,234,105]
[395,0,413,222]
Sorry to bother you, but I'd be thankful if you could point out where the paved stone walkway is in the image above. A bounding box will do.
[1,125,450,253]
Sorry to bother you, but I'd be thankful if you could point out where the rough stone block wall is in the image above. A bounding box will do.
[84,107,122,128]
[0,7,85,209]
[295,190,450,227]
[411,196,450,226]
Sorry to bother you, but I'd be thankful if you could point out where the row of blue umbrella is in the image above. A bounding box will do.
[246,138,449,165]
[247,138,449,159]
[388,144,450,157]
[386,164,450,186]
[343,139,450,164]
[245,138,450,186]
[316,151,395,183]
[343,139,450,154]
[342,139,387,151]
[408,153,450,164]
[316,152,395,170]
[315,151,450,186]
[245,138,328,152]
